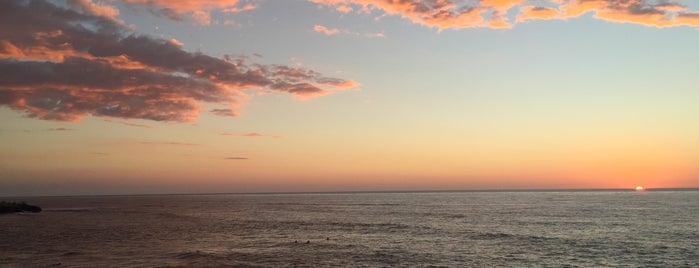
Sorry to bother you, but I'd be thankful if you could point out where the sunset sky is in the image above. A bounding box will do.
[1,0,698,196]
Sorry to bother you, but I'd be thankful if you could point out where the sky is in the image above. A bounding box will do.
[1,0,698,196]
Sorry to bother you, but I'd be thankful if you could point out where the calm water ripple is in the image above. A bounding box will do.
[1,191,698,267]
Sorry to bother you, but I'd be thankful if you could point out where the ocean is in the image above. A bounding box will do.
[1,190,698,267]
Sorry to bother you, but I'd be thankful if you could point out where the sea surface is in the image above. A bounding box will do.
[1,190,698,267]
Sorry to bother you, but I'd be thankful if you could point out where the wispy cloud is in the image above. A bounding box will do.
[0,1,357,123]
[119,121,152,128]
[224,156,248,160]
[8,127,76,132]
[242,132,284,138]
[103,119,152,128]
[314,24,341,35]
[221,132,284,138]
[138,141,201,146]
[313,24,385,38]
[47,127,74,131]
[309,0,699,30]
[120,0,258,25]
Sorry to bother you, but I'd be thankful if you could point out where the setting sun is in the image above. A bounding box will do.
[635,186,645,192]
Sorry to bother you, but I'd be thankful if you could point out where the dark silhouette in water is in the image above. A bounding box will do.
[0,201,42,214]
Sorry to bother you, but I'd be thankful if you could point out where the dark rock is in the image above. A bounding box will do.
[0,201,42,214]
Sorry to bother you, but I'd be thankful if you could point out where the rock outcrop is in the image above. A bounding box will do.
[0,201,42,214]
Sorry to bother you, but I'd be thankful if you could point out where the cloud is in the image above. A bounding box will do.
[119,121,152,128]
[210,109,239,117]
[309,0,699,30]
[47,127,74,131]
[336,5,353,13]
[68,0,122,22]
[314,25,341,35]
[565,0,699,28]
[103,119,152,128]
[241,132,284,138]
[138,141,201,146]
[516,6,563,22]
[221,132,284,138]
[224,156,248,160]
[313,24,386,37]
[4,127,76,132]
[120,0,258,25]
[0,1,356,123]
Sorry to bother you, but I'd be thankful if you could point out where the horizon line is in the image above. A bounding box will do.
[3,187,698,198]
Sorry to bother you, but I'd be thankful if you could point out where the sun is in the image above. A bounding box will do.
[635,185,645,192]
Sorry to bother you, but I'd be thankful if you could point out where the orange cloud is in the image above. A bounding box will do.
[336,5,353,13]
[121,0,257,25]
[516,6,563,22]
[0,1,356,122]
[309,0,699,30]
[676,12,699,26]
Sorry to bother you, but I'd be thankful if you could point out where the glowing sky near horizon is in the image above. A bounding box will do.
[1,0,698,195]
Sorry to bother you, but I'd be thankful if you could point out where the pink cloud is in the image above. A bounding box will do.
[121,0,258,25]
[314,25,341,35]
[0,1,356,123]
[309,0,699,30]
[68,0,122,22]
[313,24,386,38]
[224,4,257,13]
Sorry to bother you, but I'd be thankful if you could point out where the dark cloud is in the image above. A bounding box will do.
[0,1,356,123]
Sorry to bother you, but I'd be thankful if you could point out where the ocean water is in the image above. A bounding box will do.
[1,191,698,267]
